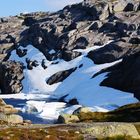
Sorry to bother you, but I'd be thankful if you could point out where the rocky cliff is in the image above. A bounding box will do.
[0,0,140,103]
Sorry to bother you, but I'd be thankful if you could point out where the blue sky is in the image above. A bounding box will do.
[0,0,82,17]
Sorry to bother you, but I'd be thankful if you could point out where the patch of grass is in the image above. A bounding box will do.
[78,103,140,122]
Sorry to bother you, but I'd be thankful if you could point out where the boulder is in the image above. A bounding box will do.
[47,67,77,85]
[0,105,18,114]
[61,51,81,61]
[57,114,79,124]
[87,41,130,64]
[0,113,23,124]
[73,107,92,115]
[83,123,140,139]
[113,0,128,12]
[0,61,24,94]
[0,98,26,124]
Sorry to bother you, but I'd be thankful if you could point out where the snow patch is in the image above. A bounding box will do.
[3,43,138,123]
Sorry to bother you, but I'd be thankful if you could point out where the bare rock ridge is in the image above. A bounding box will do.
[0,0,140,101]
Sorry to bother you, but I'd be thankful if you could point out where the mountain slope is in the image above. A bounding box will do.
[0,0,140,122]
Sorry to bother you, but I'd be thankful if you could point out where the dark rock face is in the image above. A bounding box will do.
[0,61,24,94]
[22,16,37,26]
[87,41,140,64]
[100,51,140,100]
[61,51,81,61]
[47,67,77,85]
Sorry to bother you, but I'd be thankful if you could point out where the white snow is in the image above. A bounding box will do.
[1,43,138,123]
[22,101,66,122]
[49,49,56,54]
[65,73,138,110]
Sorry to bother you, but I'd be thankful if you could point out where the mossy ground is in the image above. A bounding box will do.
[78,103,140,122]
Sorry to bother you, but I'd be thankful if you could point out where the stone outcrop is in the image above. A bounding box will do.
[0,61,24,94]
[82,123,140,139]
[0,98,23,124]
[0,0,140,96]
